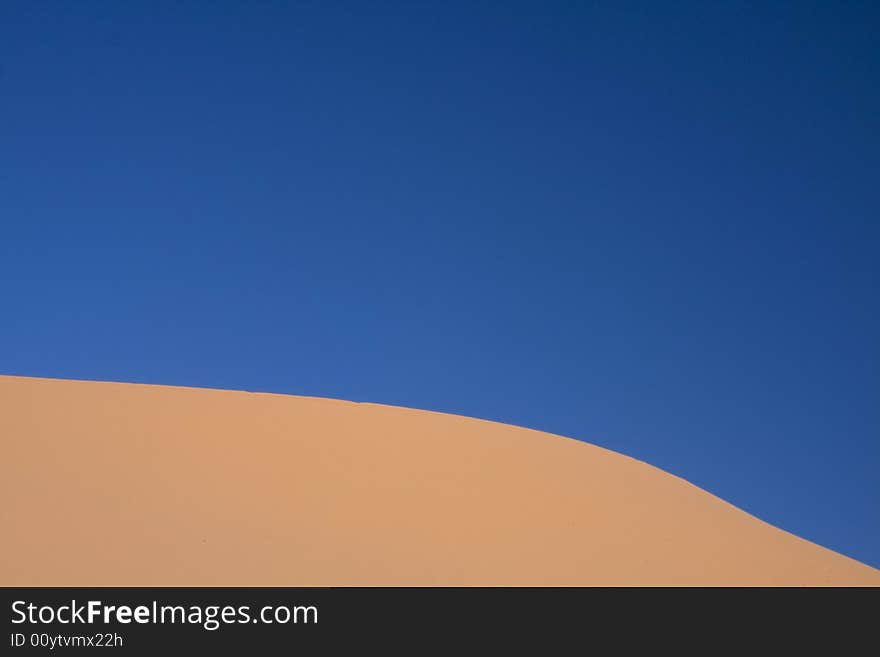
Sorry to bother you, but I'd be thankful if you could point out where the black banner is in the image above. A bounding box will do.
[2,587,875,653]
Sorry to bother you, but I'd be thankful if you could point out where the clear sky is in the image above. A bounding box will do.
[2,2,878,567]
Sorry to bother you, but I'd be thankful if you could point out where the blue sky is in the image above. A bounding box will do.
[2,2,878,567]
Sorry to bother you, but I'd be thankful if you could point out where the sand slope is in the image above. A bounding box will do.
[2,375,877,586]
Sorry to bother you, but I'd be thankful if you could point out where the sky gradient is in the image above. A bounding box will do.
[2,2,878,567]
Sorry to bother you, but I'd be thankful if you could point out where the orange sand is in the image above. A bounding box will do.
[2,375,878,586]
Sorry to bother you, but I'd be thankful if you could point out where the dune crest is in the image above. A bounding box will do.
[2,375,878,586]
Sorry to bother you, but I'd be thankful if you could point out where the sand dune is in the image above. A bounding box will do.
[2,375,877,586]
